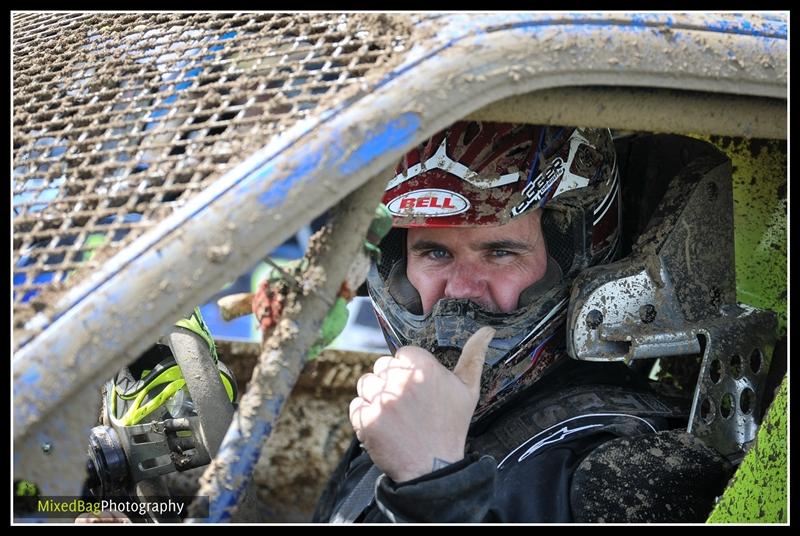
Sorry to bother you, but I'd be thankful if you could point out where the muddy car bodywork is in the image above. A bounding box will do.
[13,13,786,522]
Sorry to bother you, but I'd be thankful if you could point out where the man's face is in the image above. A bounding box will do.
[406,210,548,315]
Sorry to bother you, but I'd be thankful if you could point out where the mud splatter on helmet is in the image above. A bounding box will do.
[366,121,621,424]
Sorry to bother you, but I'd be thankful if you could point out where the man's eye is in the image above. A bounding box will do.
[426,249,450,260]
[492,250,513,258]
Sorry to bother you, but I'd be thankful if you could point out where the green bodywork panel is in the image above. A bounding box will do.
[707,375,788,523]
[694,136,787,523]
[707,137,787,335]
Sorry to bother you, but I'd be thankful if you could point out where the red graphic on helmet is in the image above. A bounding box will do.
[386,188,470,217]
[385,122,547,227]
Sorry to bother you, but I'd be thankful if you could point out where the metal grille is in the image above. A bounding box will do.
[12,12,415,332]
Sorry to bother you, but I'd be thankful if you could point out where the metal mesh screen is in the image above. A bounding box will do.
[12,12,416,334]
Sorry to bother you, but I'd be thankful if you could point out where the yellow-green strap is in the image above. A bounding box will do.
[113,365,235,426]
[175,307,219,363]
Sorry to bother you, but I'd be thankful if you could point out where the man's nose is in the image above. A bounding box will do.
[443,262,487,301]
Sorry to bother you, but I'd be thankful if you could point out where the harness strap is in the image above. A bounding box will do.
[330,464,382,524]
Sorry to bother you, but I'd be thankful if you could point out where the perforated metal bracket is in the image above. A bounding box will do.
[687,305,777,462]
[566,139,779,460]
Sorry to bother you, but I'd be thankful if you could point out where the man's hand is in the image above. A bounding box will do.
[349,326,495,483]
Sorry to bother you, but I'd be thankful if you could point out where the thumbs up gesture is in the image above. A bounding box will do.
[349,327,496,483]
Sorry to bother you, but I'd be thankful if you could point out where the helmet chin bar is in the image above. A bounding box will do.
[566,147,778,462]
[430,299,530,367]
[369,263,571,425]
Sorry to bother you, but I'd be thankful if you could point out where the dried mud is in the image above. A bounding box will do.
[167,344,376,522]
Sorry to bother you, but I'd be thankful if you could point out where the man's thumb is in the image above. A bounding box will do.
[453,326,496,391]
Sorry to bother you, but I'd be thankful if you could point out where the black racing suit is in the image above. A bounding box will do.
[313,359,733,523]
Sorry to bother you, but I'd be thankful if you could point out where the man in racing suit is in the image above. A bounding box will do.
[313,121,733,523]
